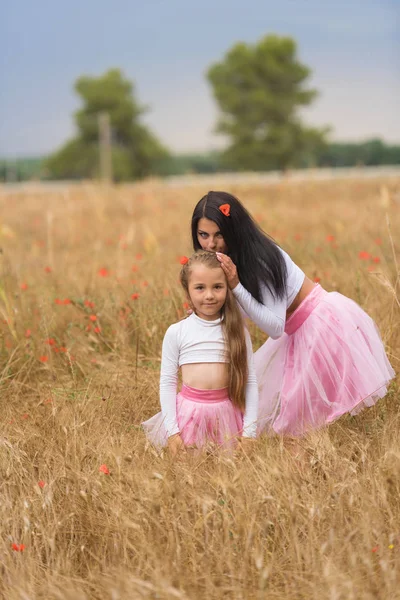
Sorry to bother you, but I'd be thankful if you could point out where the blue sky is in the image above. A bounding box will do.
[1,0,399,157]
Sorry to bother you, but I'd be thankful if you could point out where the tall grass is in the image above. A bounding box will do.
[0,178,399,599]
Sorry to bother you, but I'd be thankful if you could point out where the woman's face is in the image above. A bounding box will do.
[197,218,228,254]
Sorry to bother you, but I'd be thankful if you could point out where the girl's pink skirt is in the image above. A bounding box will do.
[255,284,395,437]
[142,384,243,450]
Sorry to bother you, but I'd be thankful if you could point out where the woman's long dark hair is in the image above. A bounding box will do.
[191,191,287,303]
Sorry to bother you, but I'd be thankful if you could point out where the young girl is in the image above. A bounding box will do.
[142,250,259,454]
[191,191,395,437]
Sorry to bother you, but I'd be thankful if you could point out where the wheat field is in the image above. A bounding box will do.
[0,177,399,600]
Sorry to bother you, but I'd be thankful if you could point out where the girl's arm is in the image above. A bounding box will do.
[233,282,286,339]
[159,325,180,437]
[242,330,259,438]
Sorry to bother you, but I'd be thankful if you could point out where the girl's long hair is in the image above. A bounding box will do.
[180,250,248,411]
[191,191,287,303]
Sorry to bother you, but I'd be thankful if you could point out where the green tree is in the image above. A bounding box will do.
[207,35,329,171]
[46,69,169,181]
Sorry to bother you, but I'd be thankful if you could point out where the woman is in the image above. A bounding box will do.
[191,191,395,437]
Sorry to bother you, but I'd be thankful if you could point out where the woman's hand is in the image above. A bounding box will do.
[216,253,239,289]
[167,433,186,457]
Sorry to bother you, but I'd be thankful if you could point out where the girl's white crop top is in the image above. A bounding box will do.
[159,313,259,438]
[233,248,305,339]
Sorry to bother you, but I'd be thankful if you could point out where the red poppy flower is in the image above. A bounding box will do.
[94,327,101,334]
[25,329,32,338]
[358,251,371,260]
[99,464,110,475]
[179,256,189,265]
[374,238,382,246]
[39,356,49,363]
[45,338,56,346]
[98,268,109,277]
[326,235,335,243]
[38,480,46,489]
[63,299,71,305]
[219,203,230,217]
[44,266,52,273]
[11,543,26,552]
[132,265,139,272]
[20,283,28,291]
[89,315,97,322]
[372,256,381,264]
[135,253,143,260]
[131,293,140,300]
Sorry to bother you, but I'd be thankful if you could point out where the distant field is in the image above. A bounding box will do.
[0,177,399,599]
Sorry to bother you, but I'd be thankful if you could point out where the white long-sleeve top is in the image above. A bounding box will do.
[233,248,305,339]
[159,313,259,438]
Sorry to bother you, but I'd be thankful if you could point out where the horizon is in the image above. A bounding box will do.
[2,137,400,163]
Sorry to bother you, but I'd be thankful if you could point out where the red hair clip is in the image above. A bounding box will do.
[219,203,230,217]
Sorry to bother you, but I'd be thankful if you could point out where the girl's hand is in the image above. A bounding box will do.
[216,253,240,289]
[167,433,185,457]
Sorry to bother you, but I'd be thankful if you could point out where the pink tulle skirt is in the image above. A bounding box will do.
[255,284,395,437]
[142,384,243,450]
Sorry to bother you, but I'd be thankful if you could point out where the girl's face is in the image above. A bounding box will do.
[187,264,227,321]
[197,218,228,254]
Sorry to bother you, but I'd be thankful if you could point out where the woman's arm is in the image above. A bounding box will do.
[232,282,286,339]
[216,252,286,339]
[159,326,181,436]
[242,330,259,437]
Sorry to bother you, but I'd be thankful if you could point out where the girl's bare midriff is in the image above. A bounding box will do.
[181,362,229,390]
[286,276,316,318]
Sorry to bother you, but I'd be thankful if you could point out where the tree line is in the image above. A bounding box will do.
[2,138,400,182]
[1,35,399,182]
